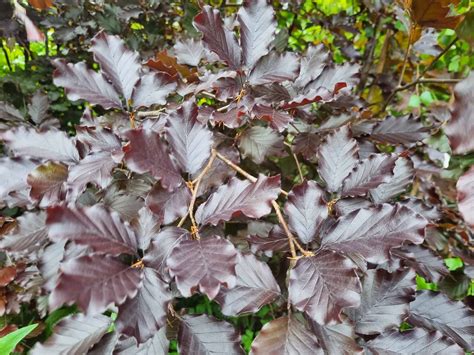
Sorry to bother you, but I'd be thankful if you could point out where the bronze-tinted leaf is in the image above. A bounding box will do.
[289,250,361,324]
[215,253,280,316]
[321,204,426,264]
[46,205,138,255]
[52,59,122,109]
[0,267,16,287]
[403,0,464,30]
[146,50,198,82]
[116,268,172,343]
[250,315,323,355]
[194,6,242,70]
[195,175,280,226]
[28,0,54,10]
[178,314,244,355]
[91,31,141,101]
[27,161,68,207]
[123,129,182,191]
[167,236,238,299]
[284,180,328,244]
[50,254,143,314]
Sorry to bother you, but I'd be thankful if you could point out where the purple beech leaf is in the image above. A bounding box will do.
[39,240,66,291]
[30,313,111,355]
[445,71,474,154]
[166,101,213,174]
[66,151,117,199]
[145,182,191,226]
[88,332,119,355]
[252,104,293,132]
[195,174,280,226]
[0,101,24,122]
[1,127,80,163]
[123,128,182,191]
[294,45,329,89]
[213,77,242,101]
[75,126,122,153]
[284,180,328,244]
[289,250,361,324]
[238,126,283,164]
[46,204,138,255]
[341,154,397,197]
[178,314,244,355]
[134,207,160,251]
[52,59,122,109]
[408,291,474,350]
[334,198,372,216]
[392,245,449,283]
[317,125,359,193]
[90,31,140,101]
[305,62,360,94]
[131,72,177,109]
[116,267,172,344]
[251,83,291,102]
[113,328,169,354]
[369,157,414,203]
[248,51,300,85]
[321,204,426,264]
[174,38,207,66]
[0,157,38,199]
[456,166,474,227]
[215,253,280,316]
[194,6,242,70]
[347,268,416,335]
[0,211,47,255]
[210,104,247,128]
[247,225,290,256]
[143,227,190,281]
[27,161,68,207]
[250,315,323,355]
[310,319,363,355]
[102,189,144,222]
[400,198,442,221]
[50,254,143,314]
[365,328,464,354]
[371,115,430,145]
[167,236,238,299]
[237,0,276,69]
[28,91,49,124]
[293,132,321,161]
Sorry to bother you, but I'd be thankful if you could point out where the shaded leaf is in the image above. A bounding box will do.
[167,236,238,299]
[250,315,323,355]
[116,268,172,343]
[238,126,283,164]
[252,105,293,132]
[341,154,397,197]
[28,91,49,124]
[0,211,47,255]
[166,101,213,174]
[114,328,169,354]
[403,0,464,30]
[178,314,243,355]
[195,175,280,226]
[27,161,68,207]
[194,6,242,70]
[348,269,416,335]
[53,59,122,109]
[289,250,361,324]
[131,73,177,109]
[145,183,191,226]
[321,204,426,264]
[369,157,414,203]
[371,115,430,145]
[408,291,474,350]
[50,254,142,314]
[30,314,111,355]
[317,125,358,193]
[310,319,363,355]
[247,225,290,256]
[215,253,280,316]
[75,126,121,153]
[238,0,276,69]
[124,128,182,191]
[248,52,299,85]
[284,180,328,244]
[46,204,138,256]
[91,31,140,101]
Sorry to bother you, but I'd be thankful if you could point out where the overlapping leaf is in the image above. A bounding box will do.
[195,175,280,226]
[310,319,363,355]
[371,115,430,145]
[369,157,414,203]
[145,183,191,226]
[0,211,47,255]
[238,126,283,164]
[248,52,300,85]
[131,73,176,108]
[27,162,68,207]
[456,165,474,226]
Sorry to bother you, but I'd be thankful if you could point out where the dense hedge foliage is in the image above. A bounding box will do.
[0,0,474,354]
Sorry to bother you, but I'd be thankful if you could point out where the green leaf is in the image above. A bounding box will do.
[444,257,464,271]
[44,305,77,337]
[416,274,438,291]
[0,324,38,355]
[408,95,421,108]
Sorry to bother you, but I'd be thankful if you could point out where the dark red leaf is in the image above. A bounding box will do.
[75,126,122,153]
[252,105,294,132]
[145,183,191,226]
[52,59,122,109]
[310,319,363,355]
[0,212,47,255]
[131,73,177,109]
[371,115,430,145]
[250,315,323,355]
[123,128,182,191]
[194,6,242,70]
[167,236,238,299]
[284,180,328,244]
[247,225,290,256]
[195,174,280,226]
[47,205,138,256]
[294,45,329,89]
[215,253,280,316]
[369,157,414,203]
[321,204,426,264]
[112,328,169,354]
[50,254,143,314]
[248,52,299,85]
[289,250,361,324]
[0,267,16,287]
[238,0,276,69]
[178,314,244,355]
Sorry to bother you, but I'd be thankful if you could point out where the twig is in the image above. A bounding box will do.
[397,24,414,88]
[177,150,218,229]
[419,37,459,78]
[284,142,304,182]
[1,42,12,72]
[136,109,164,118]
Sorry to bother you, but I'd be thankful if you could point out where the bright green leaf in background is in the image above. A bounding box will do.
[444,257,464,271]
[0,324,37,355]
